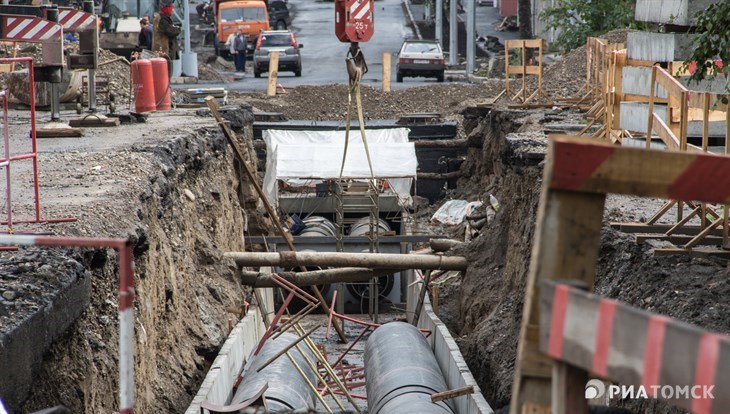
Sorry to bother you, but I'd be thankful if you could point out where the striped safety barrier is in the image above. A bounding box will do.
[58,8,96,31]
[0,15,61,41]
[540,280,730,414]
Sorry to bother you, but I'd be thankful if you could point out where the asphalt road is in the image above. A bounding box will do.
[183,0,450,91]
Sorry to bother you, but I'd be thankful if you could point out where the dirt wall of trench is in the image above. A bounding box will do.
[18,107,264,413]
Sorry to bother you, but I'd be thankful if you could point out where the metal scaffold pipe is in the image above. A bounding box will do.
[224,251,468,271]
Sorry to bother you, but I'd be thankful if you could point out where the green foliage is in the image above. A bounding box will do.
[683,0,730,95]
[541,0,640,52]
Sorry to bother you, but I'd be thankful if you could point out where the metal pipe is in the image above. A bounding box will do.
[232,332,318,412]
[225,251,468,271]
[365,322,454,414]
[435,0,443,46]
[466,0,475,74]
[449,0,457,66]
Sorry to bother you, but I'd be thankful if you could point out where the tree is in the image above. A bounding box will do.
[541,0,640,51]
[518,0,533,39]
[683,0,730,93]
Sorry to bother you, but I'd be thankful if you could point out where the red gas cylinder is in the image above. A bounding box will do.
[150,57,171,111]
[131,59,156,113]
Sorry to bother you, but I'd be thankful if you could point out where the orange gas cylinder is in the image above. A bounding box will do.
[150,58,171,111]
[131,59,156,113]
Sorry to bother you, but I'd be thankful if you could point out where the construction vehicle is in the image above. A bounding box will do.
[98,0,182,57]
[212,0,269,58]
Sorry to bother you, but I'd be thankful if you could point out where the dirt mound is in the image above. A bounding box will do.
[542,29,632,99]
[232,81,504,120]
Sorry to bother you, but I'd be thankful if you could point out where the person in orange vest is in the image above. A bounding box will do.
[151,0,181,79]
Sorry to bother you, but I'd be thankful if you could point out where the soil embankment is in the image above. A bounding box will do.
[4,106,265,413]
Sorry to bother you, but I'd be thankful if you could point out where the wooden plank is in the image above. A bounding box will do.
[507,65,542,76]
[266,51,279,97]
[548,135,730,204]
[635,234,724,246]
[68,117,120,127]
[505,39,544,49]
[36,127,83,138]
[652,113,680,151]
[654,66,688,99]
[610,223,725,236]
[539,281,730,414]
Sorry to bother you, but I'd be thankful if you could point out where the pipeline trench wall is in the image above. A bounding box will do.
[4,106,266,413]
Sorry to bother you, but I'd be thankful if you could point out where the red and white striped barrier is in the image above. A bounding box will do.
[0,234,136,414]
[0,16,61,41]
[540,280,730,414]
[58,8,96,31]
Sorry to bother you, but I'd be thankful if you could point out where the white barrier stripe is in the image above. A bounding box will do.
[0,234,38,246]
[39,25,61,40]
[23,21,47,40]
[7,19,33,38]
[354,1,370,20]
[79,15,96,28]
[61,11,83,28]
[119,308,135,410]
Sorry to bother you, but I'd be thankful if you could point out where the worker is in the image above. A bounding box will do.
[151,0,181,79]
[137,18,153,50]
[233,30,247,73]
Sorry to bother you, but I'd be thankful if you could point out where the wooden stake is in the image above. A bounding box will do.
[431,385,474,402]
[267,51,279,97]
[382,52,391,92]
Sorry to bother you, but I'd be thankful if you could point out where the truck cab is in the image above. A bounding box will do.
[214,0,270,58]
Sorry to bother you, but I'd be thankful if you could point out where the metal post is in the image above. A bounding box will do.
[435,0,442,46]
[449,0,457,66]
[181,0,198,77]
[50,83,60,121]
[84,1,97,112]
[466,0,475,74]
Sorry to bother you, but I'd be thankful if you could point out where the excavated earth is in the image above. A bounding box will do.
[3,36,729,413]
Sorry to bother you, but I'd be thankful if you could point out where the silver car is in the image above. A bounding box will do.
[396,40,446,82]
[253,30,303,78]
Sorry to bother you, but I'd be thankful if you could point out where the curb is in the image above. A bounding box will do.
[402,0,423,40]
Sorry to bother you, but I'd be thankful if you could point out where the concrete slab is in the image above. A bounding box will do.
[635,0,721,26]
[626,32,698,62]
[622,66,730,98]
[619,101,727,137]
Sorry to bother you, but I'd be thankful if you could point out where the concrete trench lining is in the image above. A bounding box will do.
[185,287,275,414]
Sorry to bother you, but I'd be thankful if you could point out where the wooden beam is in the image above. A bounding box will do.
[539,280,730,414]
[267,51,279,97]
[610,223,725,237]
[548,135,730,204]
[225,251,468,270]
[382,52,391,92]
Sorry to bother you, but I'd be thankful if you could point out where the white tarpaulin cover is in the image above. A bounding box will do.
[263,129,416,208]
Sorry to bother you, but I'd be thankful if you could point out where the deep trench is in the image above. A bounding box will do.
[9,102,728,414]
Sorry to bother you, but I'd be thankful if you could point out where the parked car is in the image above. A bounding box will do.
[268,0,291,30]
[396,39,446,82]
[253,30,303,77]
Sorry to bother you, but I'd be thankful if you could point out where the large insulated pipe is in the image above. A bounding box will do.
[230,332,318,412]
[365,322,455,414]
[225,251,468,271]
